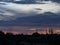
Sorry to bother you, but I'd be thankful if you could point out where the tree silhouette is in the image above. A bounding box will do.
[0,31,60,45]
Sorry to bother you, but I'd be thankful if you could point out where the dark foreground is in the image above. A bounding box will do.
[0,31,60,45]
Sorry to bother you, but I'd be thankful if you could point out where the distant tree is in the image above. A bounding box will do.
[32,32,40,37]
[0,31,4,36]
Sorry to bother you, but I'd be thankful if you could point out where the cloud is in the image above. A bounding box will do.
[0,1,60,21]
[13,0,60,4]
[51,0,60,3]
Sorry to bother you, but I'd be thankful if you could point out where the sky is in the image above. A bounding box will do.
[0,1,60,21]
[0,0,60,34]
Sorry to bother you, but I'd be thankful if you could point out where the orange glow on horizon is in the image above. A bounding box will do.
[1,26,60,35]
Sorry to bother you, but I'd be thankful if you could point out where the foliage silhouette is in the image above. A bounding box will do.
[0,31,60,45]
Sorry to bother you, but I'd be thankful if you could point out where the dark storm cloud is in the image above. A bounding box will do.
[13,0,38,4]
[51,0,60,3]
[5,0,50,4]
[0,0,60,4]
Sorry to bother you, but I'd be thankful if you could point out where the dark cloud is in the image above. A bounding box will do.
[12,0,60,4]
[0,12,60,27]
[51,0,60,3]
[0,0,51,4]
[0,0,60,4]
[13,0,38,4]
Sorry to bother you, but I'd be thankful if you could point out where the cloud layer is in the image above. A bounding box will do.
[0,1,60,20]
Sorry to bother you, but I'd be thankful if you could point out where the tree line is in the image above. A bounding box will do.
[0,31,60,45]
